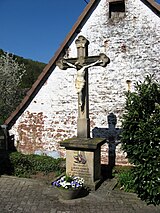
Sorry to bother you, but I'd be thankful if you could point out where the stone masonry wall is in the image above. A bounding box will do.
[10,0,160,165]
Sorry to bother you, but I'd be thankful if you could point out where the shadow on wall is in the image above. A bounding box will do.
[92,113,122,175]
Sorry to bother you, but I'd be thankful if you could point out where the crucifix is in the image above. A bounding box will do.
[56,35,110,138]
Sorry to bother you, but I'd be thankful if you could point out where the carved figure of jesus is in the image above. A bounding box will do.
[63,59,103,106]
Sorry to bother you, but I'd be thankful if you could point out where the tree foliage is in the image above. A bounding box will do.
[121,75,160,205]
[0,49,46,89]
[0,52,26,123]
[0,49,46,124]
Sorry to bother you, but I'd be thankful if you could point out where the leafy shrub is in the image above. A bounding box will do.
[117,170,135,192]
[10,152,33,177]
[121,75,160,205]
[29,154,65,175]
[1,151,65,178]
[112,166,135,192]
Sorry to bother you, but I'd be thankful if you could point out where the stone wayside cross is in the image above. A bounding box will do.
[56,35,110,138]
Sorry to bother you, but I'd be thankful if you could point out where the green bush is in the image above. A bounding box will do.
[10,152,33,177]
[1,151,65,178]
[29,154,65,175]
[117,169,135,192]
[121,75,160,205]
[112,166,135,192]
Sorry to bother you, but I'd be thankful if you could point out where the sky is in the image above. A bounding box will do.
[0,0,88,63]
[0,0,160,63]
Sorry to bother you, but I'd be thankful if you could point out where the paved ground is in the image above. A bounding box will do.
[0,175,160,213]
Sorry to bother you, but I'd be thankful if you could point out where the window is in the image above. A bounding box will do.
[109,0,125,18]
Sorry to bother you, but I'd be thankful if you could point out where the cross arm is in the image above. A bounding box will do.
[84,53,110,67]
[56,58,78,70]
[56,53,110,70]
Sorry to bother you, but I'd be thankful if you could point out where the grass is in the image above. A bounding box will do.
[112,165,136,193]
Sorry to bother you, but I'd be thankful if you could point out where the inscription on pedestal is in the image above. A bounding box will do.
[66,150,94,183]
[71,163,91,181]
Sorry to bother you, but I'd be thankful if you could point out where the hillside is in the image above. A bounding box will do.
[0,49,46,89]
[0,49,46,123]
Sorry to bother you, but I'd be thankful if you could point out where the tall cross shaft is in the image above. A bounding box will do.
[76,36,90,138]
[56,35,110,138]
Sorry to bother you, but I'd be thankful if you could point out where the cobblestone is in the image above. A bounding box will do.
[0,175,160,213]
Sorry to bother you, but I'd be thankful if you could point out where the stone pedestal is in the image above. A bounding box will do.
[60,138,106,190]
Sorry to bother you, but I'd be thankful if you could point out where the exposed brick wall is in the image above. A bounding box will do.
[10,0,160,165]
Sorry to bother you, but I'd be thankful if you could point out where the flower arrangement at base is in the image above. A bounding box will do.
[52,174,84,190]
[51,174,85,199]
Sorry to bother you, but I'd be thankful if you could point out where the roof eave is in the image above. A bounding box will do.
[141,0,160,17]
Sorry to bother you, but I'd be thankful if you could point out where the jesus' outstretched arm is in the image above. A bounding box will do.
[63,60,76,69]
[83,59,103,69]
